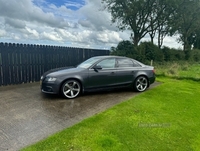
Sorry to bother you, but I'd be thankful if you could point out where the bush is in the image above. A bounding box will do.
[185,49,200,61]
[137,42,164,62]
[110,40,200,63]
[161,46,185,61]
[111,40,142,60]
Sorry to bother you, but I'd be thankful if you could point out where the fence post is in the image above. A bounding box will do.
[150,60,153,66]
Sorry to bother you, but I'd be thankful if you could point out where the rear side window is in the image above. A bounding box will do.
[117,58,141,67]
[132,60,141,67]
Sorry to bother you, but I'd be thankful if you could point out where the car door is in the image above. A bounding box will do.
[115,58,141,85]
[87,58,117,89]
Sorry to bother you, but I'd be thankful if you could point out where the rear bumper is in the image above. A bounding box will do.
[149,76,156,85]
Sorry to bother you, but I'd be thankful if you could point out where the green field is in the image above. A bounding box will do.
[22,63,200,151]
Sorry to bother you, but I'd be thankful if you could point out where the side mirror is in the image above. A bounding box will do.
[93,65,102,71]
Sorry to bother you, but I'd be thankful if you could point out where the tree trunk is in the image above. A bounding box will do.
[132,32,140,47]
[158,31,161,49]
[183,35,191,51]
[158,34,164,49]
[150,34,154,44]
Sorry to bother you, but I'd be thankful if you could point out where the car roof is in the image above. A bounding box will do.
[92,55,128,59]
[91,55,145,66]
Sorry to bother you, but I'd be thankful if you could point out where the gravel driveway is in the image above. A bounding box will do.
[0,82,160,151]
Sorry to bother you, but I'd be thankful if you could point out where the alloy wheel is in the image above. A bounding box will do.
[62,80,81,99]
[135,76,148,92]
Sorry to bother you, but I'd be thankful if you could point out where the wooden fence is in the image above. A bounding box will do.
[0,43,110,86]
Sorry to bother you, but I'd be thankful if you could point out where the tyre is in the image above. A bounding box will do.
[61,79,81,99]
[134,76,148,92]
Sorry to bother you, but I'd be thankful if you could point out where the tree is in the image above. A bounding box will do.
[102,0,156,46]
[111,40,137,58]
[193,31,200,49]
[148,0,177,48]
[187,28,200,49]
[170,0,200,50]
[156,0,176,48]
[148,1,158,44]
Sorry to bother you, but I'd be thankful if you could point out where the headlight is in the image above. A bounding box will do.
[41,76,44,80]
[46,77,57,82]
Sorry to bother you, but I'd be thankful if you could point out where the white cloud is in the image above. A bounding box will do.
[163,36,182,49]
[96,31,122,43]
[0,0,70,28]
[4,18,26,29]
[64,1,85,9]
[25,27,40,38]
[0,0,180,49]
[41,31,63,41]
[0,29,6,37]
[78,0,115,31]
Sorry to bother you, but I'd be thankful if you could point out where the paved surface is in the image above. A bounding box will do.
[0,82,160,151]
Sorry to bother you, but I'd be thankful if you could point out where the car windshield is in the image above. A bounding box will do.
[77,57,100,68]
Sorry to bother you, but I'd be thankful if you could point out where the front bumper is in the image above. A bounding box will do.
[41,81,60,94]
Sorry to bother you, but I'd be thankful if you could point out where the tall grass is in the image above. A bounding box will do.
[154,61,200,81]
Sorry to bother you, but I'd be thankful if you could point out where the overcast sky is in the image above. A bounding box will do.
[0,0,182,49]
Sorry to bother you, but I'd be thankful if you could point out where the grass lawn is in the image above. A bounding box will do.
[21,76,200,151]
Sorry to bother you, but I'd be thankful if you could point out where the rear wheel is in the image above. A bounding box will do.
[61,80,81,99]
[134,76,148,92]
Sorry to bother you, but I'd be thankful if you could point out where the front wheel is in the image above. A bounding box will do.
[134,76,148,92]
[61,80,81,99]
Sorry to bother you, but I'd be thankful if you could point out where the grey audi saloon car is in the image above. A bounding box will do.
[41,56,155,99]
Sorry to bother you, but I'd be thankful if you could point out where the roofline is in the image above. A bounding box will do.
[92,55,128,58]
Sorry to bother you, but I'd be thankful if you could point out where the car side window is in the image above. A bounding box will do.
[96,58,116,69]
[117,58,141,67]
[132,60,142,67]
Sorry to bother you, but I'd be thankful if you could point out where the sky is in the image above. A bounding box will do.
[0,0,182,49]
